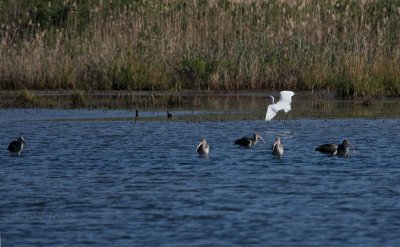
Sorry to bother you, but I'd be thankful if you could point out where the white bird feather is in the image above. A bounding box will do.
[265,91,295,121]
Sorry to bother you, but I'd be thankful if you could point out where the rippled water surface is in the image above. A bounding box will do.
[1,109,400,246]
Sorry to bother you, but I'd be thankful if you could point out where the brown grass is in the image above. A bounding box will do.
[0,0,399,97]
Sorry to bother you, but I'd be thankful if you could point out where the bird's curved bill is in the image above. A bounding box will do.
[349,143,356,154]
[196,142,203,152]
[22,140,30,150]
[259,136,265,144]
[272,140,278,150]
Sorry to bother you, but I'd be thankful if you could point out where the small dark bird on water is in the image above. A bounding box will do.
[315,139,356,157]
[272,137,284,159]
[7,136,28,155]
[196,138,209,156]
[234,133,265,148]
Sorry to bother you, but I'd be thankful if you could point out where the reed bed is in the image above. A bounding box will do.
[1,0,400,97]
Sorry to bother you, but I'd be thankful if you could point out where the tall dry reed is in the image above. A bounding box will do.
[0,0,399,97]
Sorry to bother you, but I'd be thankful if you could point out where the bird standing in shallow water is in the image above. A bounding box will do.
[196,138,209,156]
[234,133,265,148]
[315,139,355,157]
[7,136,28,155]
[272,137,284,159]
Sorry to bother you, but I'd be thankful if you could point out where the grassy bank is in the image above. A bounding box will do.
[1,0,400,97]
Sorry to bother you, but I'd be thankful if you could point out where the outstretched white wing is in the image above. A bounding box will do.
[265,91,294,121]
[265,104,278,121]
[279,91,294,113]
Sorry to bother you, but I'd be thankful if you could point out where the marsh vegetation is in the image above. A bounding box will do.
[1,0,400,97]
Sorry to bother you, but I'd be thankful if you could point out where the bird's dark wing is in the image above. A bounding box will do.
[315,144,338,154]
[235,137,250,146]
[7,141,17,152]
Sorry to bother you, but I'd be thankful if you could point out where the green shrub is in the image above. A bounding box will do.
[177,57,218,89]
[15,90,39,107]
[69,90,87,108]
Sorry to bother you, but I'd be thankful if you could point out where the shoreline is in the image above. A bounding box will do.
[1,90,399,120]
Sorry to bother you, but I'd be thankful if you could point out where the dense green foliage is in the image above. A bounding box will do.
[1,0,400,97]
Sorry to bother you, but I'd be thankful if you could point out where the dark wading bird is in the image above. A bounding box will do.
[315,139,356,157]
[196,138,209,156]
[7,136,28,155]
[265,91,295,121]
[272,137,284,159]
[235,133,265,148]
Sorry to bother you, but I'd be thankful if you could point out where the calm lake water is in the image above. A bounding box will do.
[1,109,400,246]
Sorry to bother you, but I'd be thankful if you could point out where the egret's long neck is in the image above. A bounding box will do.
[269,96,275,104]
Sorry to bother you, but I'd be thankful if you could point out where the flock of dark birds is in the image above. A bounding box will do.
[6,91,356,159]
[196,91,356,159]
[196,133,355,159]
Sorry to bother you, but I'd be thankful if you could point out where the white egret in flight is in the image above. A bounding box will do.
[265,91,295,121]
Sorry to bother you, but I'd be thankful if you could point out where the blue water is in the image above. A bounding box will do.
[1,110,400,246]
